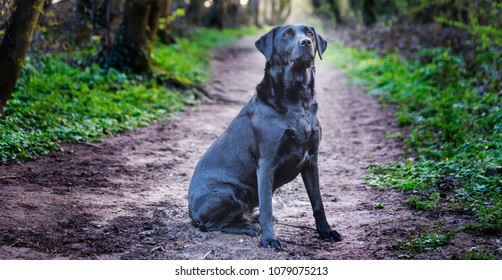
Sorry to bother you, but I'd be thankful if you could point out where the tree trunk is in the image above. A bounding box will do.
[0,0,45,112]
[250,0,260,27]
[158,0,175,44]
[206,0,225,28]
[276,0,291,25]
[146,0,161,55]
[101,0,161,73]
[270,0,277,25]
[186,0,204,26]
[75,0,93,43]
[122,0,151,72]
[361,0,377,26]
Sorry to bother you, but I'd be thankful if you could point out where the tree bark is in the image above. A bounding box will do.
[101,0,161,73]
[122,0,151,72]
[0,0,45,112]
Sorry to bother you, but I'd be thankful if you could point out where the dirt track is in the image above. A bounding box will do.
[0,36,486,260]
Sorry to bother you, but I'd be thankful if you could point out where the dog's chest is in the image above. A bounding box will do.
[274,111,319,182]
[290,117,315,144]
[289,103,318,141]
[291,114,318,153]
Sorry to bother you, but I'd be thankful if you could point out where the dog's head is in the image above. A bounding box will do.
[255,24,328,69]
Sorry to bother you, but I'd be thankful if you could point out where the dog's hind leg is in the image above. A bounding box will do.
[189,188,257,235]
[192,210,260,236]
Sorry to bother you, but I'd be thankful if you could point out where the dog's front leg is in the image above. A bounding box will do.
[301,154,342,242]
[257,159,282,250]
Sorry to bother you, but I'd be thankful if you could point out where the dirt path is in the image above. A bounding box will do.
[0,36,477,260]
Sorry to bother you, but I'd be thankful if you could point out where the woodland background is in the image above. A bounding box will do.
[0,0,500,259]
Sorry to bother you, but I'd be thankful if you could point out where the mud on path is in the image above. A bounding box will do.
[0,36,481,260]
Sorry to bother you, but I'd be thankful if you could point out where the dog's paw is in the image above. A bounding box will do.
[261,238,283,251]
[245,225,261,237]
[318,228,342,242]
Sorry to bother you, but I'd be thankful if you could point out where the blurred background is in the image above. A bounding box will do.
[1,0,500,78]
[1,0,500,83]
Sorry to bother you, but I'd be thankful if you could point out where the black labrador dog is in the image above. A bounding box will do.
[188,24,342,250]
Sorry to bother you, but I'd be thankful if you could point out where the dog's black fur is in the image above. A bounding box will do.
[188,24,342,250]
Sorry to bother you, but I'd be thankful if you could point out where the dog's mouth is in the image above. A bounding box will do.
[290,54,314,68]
[290,46,315,68]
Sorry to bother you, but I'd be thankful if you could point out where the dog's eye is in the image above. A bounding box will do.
[283,32,291,38]
[307,32,314,37]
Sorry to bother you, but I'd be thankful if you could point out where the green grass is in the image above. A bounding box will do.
[0,27,259,162]
[324,44,502,233]
[452,249,500,260]
[393,233,453,258]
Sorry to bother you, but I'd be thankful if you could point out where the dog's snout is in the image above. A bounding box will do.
[300,38,312,47]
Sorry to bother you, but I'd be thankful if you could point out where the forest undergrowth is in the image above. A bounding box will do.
[325,41,501,238]
[0,28,258,162]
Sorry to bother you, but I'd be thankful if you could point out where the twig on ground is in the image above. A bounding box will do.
[77,141,103,149]
[202,249,214,260]
[0,176,21,180]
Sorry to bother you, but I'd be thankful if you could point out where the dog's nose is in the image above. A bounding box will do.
[300,38,312,47]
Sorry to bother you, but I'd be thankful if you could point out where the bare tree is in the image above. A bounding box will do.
[0,0,45,112]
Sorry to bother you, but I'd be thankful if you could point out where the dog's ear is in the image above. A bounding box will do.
[255,28,275,62]
[311,27,328,60]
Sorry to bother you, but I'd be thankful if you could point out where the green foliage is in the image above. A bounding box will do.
[159,8,186,30]
[374,202,385,209]
[1,57,184,162]
[0,28,257,162]
[431,0,502,51]
[325,44,502,233]
[407,192,441,211]
[465,201,502,234]
[317,0,502,32]
[317,0,502,97]
[393,233,453,258]
[452,249,500,260]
